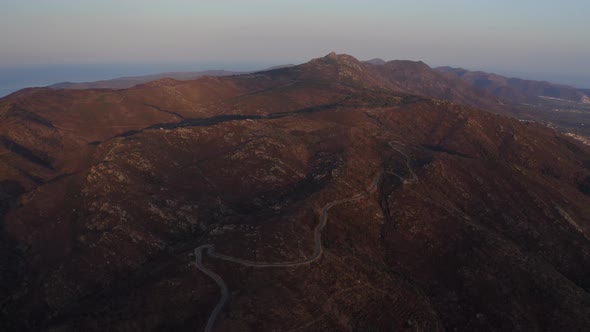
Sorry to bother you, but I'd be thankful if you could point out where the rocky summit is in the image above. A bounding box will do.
[1,53,590,331]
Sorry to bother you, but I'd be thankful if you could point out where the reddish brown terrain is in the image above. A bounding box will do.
[437,66,590,137]
[48,70,245,90]
[436,66,590,104]
[48,66,294,91]
[1,53,590,331]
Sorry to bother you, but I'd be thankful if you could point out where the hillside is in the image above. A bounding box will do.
[48,70,245,90]
[44,59,590,139]
[366,59,504,114]
[48,65,296,91]
[1,53,590,332]
[436,66,590,104]
[437,66,590,137]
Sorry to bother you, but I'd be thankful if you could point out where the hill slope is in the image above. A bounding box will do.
[436,66,590,104]
[48,70,245,90]
[1,53,590,332]
[48,65,295,91]
[437,66,590,137]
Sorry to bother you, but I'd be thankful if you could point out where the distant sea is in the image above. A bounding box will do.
[0,62,274,98]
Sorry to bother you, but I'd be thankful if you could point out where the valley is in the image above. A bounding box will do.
[512,97,590,137]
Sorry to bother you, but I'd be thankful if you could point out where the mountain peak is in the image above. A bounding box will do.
[317,52,362,67]
[326,51,338,58]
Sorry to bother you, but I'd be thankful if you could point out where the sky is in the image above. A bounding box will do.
[0,0,589,89]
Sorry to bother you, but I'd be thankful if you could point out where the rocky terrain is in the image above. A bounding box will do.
[48,70,245,90]
[437,66,590,137]
[436,66,590,104]
[1,53,590,331]
[44,56,590,139]
[48,66,295,91]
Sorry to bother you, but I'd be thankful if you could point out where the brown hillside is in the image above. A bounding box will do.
[1,53,590,332]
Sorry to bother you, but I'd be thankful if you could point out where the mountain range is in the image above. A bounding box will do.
[437,66,590,104]
[46,56,590,138]
[48,70,244,90]
[1,53,590,331]
[48,65,295,91]
[364,59,590,137]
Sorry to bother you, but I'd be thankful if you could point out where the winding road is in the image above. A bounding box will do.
[194,172,381,332]
[194,143,414,332]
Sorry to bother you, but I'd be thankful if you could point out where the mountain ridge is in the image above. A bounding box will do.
[437,66,590,104]
[30,55,589,139]
[1,53,590,331]
[47,65,295,91]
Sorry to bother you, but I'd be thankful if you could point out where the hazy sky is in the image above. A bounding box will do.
[1,0,589,85]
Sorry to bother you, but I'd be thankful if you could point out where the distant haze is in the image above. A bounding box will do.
[0,0,588,93]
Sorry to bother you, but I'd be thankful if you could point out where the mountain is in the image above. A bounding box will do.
[27,59,590,140]
[437,66,590,137]
[1,53,590,331]
[368,59,505,114]
[48,65,295,91]
[48,70,245,90]
[437,66,590,104]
